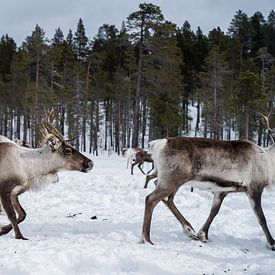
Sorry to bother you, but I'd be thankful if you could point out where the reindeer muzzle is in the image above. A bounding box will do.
[82,160,94,173]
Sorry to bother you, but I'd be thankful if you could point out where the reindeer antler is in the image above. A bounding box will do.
[41,122,65,142]
[40,107,76,145]
[43,107,58,124]
[259,112,275,144]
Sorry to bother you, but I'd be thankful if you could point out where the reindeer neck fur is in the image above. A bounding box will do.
[19,145,65,177]
[262,144,275,184]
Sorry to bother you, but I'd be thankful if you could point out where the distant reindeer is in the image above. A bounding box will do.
[131,150,154,176]
[141,115,275,250]
[121,147,142,169]
[14,138,32,148]
[0,122,93,240]
[0,136,32,148]
[144,170,158,189]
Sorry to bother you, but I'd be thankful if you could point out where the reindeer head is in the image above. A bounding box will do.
[40,122,93,173]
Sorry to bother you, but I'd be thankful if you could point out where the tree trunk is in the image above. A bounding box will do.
[244,110,249,140]
[89,101,94,154]
[94,101,99,156]
[141,97,147,148]
[195,100,200,137]
[258,119,263,146]
[131,13,145,148]
[82,115,86,152]
[16,112,21,139]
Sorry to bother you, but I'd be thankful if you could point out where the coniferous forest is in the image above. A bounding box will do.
[0,3,275,154]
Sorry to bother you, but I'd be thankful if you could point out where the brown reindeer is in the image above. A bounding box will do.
[122,147,142,169]
[131,150,154,176]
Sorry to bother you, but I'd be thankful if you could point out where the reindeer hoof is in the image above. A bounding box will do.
[267,243,275,251]
[190,235,199,241]
[183,225,197,240]
[15,235,29,240]
[139,234,154,245]
[197,231,208,243]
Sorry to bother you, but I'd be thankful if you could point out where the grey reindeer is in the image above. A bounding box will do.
[141,116,275,250]
[0,122,93,240]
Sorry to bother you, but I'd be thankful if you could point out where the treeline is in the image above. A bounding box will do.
[0,3,275,154]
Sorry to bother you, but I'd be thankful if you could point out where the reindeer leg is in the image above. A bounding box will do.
[126,157,129,169]
[147,162,154,175]
[138,163,146,175]
[162,191,197,240]
[131,162,137,175]
[197,191,228,242]
[0,194,27,238]
[127,156,132,169]
[247,188,275,250]
[141,184,175,245]
[144,171,158,188]
[0,192,27,240]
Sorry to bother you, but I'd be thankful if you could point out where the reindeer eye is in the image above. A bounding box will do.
[64,147,73,155]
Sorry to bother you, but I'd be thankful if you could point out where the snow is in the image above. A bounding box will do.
[1,153,275,274]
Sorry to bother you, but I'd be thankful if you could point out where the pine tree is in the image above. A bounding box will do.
[145,22,182,138]
[235,71,267,140]
[228,10,252,63]
[0,35,16,82]
[66,29,73,46]
[199,46,230,139]
[266,10,275,56]
[250,12,266,56]
[73,18,88,61]
[10,48,31,140]
[52,27,64,46]
[127,3,164,147]
[23,24,50,145]
[0,34,16,137]
[176,21,198,132]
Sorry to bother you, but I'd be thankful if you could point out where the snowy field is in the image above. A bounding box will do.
[1,153,275,275]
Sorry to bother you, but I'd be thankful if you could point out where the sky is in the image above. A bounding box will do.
[0,0,274,46]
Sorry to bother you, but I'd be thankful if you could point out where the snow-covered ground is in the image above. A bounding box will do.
[1,153,275,275]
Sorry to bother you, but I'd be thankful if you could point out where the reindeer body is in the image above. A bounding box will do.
[0,125,93,240]
[122,148,142,169]
[131,150,154,175]
[141,137,275,250]
[159,138,269,190]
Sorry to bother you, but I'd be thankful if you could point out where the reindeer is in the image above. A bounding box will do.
[0,136,31,148]
[0,137,33,214]
[141,123,275,250]
[131,150,154,176]
[14,138,32,148]
[0,122,93,240]
[122,147,142,169]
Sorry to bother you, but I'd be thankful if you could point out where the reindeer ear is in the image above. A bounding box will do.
[47,136,61,151]
[39,121,65,148]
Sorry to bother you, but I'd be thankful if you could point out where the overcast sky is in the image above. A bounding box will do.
[0,0,274,45]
